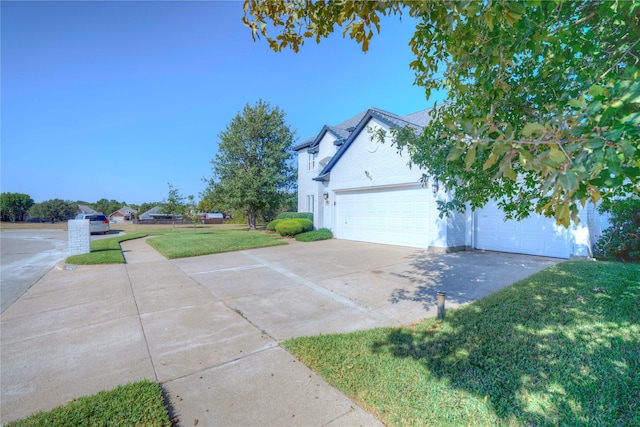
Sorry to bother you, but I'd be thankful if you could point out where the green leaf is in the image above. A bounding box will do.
[622,112,640,125]
[559,170,579,191]
[603,128,623,141]
[464,144,477,169]
[541,146,567,168]
[586,100,603,115]
[589,85,605,97]
[555,202,570,228]
[521,123,545,137]
[568,99,582,108]
[447,146,465,162]
[483,153,499,170]
[619,140,636,158]
[460,120,475,135]
[499,155,517,180]
[518,148,534,165]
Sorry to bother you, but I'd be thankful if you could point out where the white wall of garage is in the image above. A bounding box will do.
[334,185,434,248]
[297,111,610,258]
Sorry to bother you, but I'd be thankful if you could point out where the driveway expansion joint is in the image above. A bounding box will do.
[240,251,368,313]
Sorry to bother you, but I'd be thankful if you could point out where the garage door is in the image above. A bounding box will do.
[475,201,570,258]
[335,185,432,248]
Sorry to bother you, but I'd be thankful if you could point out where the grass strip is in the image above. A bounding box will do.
[146,229,287,259]
[6,380,171,426]
[284,260,640,426]
[66,232,149,264]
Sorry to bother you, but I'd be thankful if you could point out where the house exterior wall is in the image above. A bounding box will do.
[328,119,424,192]
[324,118,448,249]
[109,212,125,223]
[294,109,610,257]
[296,132,339,226]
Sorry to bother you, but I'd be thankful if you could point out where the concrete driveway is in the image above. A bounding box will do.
[1,237,562,425]
[173,239,562,340]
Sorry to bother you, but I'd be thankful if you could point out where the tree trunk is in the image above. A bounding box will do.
[246,206,257,231]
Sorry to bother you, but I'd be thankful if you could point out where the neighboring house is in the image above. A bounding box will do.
[137,206,182,221]
[295,107,609,259]
[108,206,137,223]
[77,204,97,214]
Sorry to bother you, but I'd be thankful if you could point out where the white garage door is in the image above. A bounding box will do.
[335,185,432,248]
[475,201,570,258]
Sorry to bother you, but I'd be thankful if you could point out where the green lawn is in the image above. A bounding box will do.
[146,228,287,259]
[65,228,287,264]
[6,380,171,426]
[284,260,640,426]
[66,232,149,264]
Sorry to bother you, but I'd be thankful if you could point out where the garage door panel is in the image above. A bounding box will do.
[475,201,570,258]
[336,186,432,248]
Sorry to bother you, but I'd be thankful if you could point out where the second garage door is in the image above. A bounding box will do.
[475,201,570,258]
[335,185,433,248]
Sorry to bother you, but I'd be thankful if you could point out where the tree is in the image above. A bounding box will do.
[185,194,201,232]
[198,178,227,214]
[0,192,34,222]
[28,199,77,222]
[93,199,126,216]
[244,0,640,226]
[162,183,186,227]
[210,100,296,230]
[593,197,640,261]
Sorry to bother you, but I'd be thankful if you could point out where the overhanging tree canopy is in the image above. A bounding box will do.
[244,0,640,226]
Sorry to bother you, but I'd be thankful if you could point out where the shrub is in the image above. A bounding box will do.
[276,219,304,237]
[277,212,313,221]
[593,198,640,261]
[294,218,313,232]
[267,219,282,231]
[296,228,333,242]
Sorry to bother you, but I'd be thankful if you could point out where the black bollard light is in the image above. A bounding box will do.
[437,291,446,319]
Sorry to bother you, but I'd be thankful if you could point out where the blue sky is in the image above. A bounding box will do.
[2,1,440,205]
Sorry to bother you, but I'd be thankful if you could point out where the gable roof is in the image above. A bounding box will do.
[292,109,369,152]
[78,204,97,214]
[312,107,432,182]
[108,206,137,217]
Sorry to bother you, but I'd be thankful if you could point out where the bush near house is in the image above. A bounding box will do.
[295,218,313,232]
[594,198,640,261]
[296,228,333,242]
[275,219,304,236]
[277,212,313,221]
[267,219,282,231]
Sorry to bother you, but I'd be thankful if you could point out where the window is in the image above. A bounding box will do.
[307,152,317,170]
[307,195,315,213]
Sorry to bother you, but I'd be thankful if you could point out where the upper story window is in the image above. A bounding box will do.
[307,152,317,170]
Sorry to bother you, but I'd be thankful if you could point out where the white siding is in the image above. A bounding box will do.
[474,201,571,258]
[335,185,433,248]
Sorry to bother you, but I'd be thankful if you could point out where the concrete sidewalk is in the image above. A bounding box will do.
[1,237,560,425]
[0,238,382,426]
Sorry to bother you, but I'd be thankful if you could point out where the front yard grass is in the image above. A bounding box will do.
[66,232,149,264]
[65,227,287,264]
[6,380,171,426]
[146,228,287,259]
[283,260,640,426]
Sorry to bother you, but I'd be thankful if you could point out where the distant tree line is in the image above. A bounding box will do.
[0,192,163,223]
